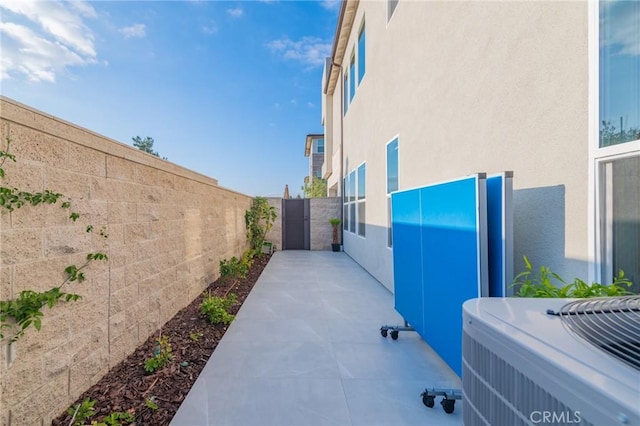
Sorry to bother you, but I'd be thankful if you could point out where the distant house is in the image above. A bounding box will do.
[304,133,325,185]
[320,0,639,293]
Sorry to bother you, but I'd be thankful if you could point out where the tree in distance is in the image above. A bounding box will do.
[132,136,167,160]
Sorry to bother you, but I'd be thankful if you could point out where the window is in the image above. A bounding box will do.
[599,1,640,147]
[349,53,356,103]
[593,1,640,291]
[349,170,356,233]
[343,74,349,115]
[358,23,366,85]
[387,138,399,193]
[343,166,366,236]
[349,170,356,203]
[315,139,324,154]
[387,0,398,22]
[343,176,349,231]
[598,156,640,293]
[386,138,399,247]
[357,163,366,236]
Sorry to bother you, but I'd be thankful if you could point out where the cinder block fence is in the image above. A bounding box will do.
[0,96,251,425]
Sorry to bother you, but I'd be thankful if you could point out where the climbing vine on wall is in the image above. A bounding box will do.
[244,196,276,254]
[0,137,108,342]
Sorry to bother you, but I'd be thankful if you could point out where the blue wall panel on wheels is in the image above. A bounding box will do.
[419,176,487,377]
[391,175,488,377]
[391,188,424,337]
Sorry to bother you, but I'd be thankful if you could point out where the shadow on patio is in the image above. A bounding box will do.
[171,251,461,426]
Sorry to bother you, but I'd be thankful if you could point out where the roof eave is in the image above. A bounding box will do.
[324,0,359,96]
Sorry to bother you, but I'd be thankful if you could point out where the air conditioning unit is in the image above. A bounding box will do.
[462,297,640,426]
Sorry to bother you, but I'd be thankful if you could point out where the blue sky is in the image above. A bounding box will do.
[0,0,339,197]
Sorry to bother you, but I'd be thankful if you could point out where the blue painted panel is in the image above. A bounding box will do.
[419,176,485,377]
[486,173,514,297]
[487,175,505,297]
[391,188,424,336]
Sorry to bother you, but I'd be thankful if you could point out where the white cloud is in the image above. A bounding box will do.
[226,7,243,18]
[266,37,332,68]
[290,99,297,105]
[0,22,87,82]
[119,23,146,39]
[320,0,341,11]
[201,24,218,35]
[307,102,315,108]
[0,0,97,82]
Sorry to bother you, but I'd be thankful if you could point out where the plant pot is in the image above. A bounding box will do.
[331,243,341,252]
[261,242,273,254]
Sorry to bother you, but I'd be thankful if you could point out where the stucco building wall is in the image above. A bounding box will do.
[327,1,589,292]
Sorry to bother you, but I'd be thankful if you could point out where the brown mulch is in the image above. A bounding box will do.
[53,253,272,426]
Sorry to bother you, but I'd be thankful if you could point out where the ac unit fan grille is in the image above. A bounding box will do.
[462,331,594,426]
[555,296,640,371]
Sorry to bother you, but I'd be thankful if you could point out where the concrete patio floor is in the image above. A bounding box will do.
[170,251,462,426]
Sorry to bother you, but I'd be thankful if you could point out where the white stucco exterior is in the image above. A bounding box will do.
[324,0,598,293]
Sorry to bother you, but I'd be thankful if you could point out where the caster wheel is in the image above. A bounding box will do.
[441,399,455,414]
[380,329,388,338]
[390,330,399,340]
[422,393,435,408]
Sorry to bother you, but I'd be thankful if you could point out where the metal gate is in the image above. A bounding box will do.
[283,199,310,250]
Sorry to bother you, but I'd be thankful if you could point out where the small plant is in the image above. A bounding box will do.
[242,248,256,267]
[94,411,135,426]
[67,397,96,426]
[145,397,158,411]
[219,257,248,280]
[513,256,633,298]
[143,334,173,373]
[189,331,203,341]
[200,293,237,325]
[329,218,341,244]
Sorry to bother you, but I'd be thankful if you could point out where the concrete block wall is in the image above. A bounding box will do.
[0,96,251,425]
[265,197,283,251]
[310,197,341,250]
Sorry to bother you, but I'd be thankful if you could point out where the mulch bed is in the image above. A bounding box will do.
[53,253,272,426]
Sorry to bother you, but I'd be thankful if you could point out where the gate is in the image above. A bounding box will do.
[283,199,310,250]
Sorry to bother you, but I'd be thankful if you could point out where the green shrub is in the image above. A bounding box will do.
[513,256,633,298]
[241,249,255,269]
[66,398,134,426]
[97,411,135,426]
[200,293,237,325]
[143,334,173,373]
[67,398,96,426]
[219,257,248,280]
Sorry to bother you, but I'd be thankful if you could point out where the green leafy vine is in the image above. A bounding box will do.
[244,196,276,253]
[0,137,108,342]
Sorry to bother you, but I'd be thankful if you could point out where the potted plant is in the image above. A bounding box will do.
[329,218,341,252]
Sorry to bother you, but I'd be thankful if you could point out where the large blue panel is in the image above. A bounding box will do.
[391,189,424,336]
[486,173,514,297]
[419,176,486,377]
[486,175,505,297]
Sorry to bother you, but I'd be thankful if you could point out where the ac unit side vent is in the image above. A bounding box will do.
[463,331,595,426]
[555,296,640,371]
